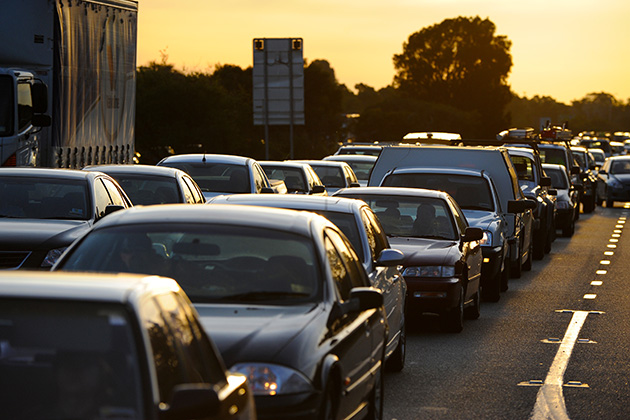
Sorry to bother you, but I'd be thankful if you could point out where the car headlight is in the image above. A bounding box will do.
[231,363,313,396]
[41,247,68,268]
[480,231,493,246]
[555,201,570,209]
[402,266,456,277]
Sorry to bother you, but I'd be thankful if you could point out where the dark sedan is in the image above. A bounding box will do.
[83,164,206,205]
[0,168,131,269]
[54,204,387,420]
[335,187,483,333]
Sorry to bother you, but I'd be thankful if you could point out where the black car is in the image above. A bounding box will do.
[84,164,206,205]
[335,186,483,333]
[0,168,132,269]
[54,204,387,420]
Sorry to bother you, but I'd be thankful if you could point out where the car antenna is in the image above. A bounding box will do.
[202,152,206,163]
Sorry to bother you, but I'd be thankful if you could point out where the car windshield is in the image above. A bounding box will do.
[0,75,13,136]
[510,155,535,182]
[112,174,180,205]
[262,166,307,193]
[0,177,90,220]
[545,168,568,189]
[59,224,322,304]
[339,194,457,240]
[610,160,630,175]
[382,173,494,211]
[163,162,250,193]
[0,298,143,419]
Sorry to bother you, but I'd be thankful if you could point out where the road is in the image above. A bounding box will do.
[383,204,630,420]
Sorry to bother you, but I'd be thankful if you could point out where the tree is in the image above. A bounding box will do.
[393,16,513,137]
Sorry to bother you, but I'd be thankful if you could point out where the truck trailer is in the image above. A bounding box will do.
[0,0,137,168]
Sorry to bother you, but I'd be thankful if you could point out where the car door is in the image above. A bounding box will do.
[324,227,384,418]
[447,197,482,301]
[360,207,404,350]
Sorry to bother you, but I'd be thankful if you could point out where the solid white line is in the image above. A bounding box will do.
[530,311,590,420]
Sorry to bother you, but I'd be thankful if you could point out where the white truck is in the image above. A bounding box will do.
[0,0,137,168]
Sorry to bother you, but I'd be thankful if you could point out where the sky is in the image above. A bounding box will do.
[137,0,630,105]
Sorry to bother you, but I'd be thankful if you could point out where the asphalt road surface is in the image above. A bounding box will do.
[383,203,630,420]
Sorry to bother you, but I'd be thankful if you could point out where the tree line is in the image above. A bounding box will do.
[135,16,630,164]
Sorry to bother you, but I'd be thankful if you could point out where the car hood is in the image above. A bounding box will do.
[0,219,91,250]
[387,237,458,266]
[195,303,321,368]
[462,209,499,232]
[610,174,630,184]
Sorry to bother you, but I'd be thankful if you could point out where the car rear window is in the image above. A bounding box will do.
[0,298,142,419]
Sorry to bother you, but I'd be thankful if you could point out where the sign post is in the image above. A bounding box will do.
[253,38,305,159]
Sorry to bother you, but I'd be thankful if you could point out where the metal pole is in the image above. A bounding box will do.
[289,39,294,160]
[264,41,269,160]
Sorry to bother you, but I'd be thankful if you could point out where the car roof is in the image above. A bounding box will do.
[390,166,487,178]
[0,271,179,303]
[542,163,567,172]
[209,193,365,214]
[324,155,378,162]
[292,160,351,169]
[0,167,97,180]
[158,154,253,165]
[259,161,311,170]
[83,164,187,177]
[606,155,630,161]
[88,203,323,238]
[336,186,450,200]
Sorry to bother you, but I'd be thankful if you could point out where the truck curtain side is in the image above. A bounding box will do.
[0,0,137,168]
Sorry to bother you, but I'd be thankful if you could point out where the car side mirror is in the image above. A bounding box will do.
[571,166,580,175]
[311,185,326,194]
[349,182,361,188]
[375,248,404,267]
[32,113,51,127]
[548,188,557,196]
[104,204,125,217]
[461,227,484,242]
[540,177,552,187]
[599,169,607,175]
[572,184,584,193]
[328,287,383,327]
[507,199,537,213]
[260,187,275,194]
[160,384,219,420]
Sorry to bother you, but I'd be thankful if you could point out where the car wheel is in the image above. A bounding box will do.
[483,267,501,302]
[544,219,554,253]
[562,217,575,237]
[386,318,406,372]
[464,287,481,320]
[510,249,522,279]
[522,237,533,271]
[500,264,509,292]
[440,288,464,333]
[366,353,385,420]
[533,226,546,260]
[583,196,595,213]
[319,379,337,420]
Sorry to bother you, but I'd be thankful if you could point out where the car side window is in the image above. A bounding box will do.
[94,179,113,219]
[362,209,390,258]
[447,197,468,234]
[183,175,204,203]
[141,292,224,405]
[101,178,127,207]
[253,164,267,192]
[180,178,195,204]
[325,228,368,301]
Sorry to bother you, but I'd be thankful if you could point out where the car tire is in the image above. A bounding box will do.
[544,219,554,254]
[533,227,546,260]
[523,237,533,271]
[500,264,509,292]
[483,268,501,302]
[464,287,481,320]
[319,378,338,420]
[441,288,464,333]
[366,352,385,420]
[386,318,406,372]
[510,249,522,279]
[562,217,575,237]
[583,196,595,213]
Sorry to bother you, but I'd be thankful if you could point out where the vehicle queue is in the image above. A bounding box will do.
[0,125,627,420]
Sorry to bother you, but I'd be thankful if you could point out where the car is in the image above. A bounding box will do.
[334,143,383,156]
[209,193,407,371]
[505,146,557,258]
[589,148,606,169]
[579,137,612,157]
[334,186,483,333]
[0,167,132,269]
[291,160,360,195]
[369,145,536,281]
[323,154,378,187]
[570,146,598,213]
[0,271,255,420]
[259,161,327,195]
[595,155,630,208]
[543,163,579,236]
[83,164,207,205]
[54,204,388,420]
[156,153,278,200]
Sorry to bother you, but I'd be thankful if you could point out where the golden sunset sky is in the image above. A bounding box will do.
[137,0,630,104]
